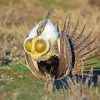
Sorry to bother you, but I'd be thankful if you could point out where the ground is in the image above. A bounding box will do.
[0,0,100,100]
[0,62,100,100]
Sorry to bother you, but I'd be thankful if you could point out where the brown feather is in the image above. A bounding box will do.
[78,37,97,53]
[75,27,94,50]
[25,53,41,78]
[66,15,71,35]
[71,17,79,38]
[57,18,69,77]
[74,22,87,42]
[79,46,99,58]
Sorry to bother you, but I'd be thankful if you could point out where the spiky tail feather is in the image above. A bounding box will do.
[57,16,100,77]
[24,13,100,90]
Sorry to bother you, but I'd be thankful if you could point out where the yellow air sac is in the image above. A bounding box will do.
[24,37,50,58]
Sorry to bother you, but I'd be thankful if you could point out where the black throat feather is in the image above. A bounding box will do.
[37,37,75,78]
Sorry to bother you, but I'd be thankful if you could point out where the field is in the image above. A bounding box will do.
[0,0,100,100]
[0,63,100,100]
[0,64,43,100]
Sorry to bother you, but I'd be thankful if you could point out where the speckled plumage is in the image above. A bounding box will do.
[24,12,100,90]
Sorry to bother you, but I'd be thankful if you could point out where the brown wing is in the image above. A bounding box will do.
[25,52,42,79]
[57,17,72,77]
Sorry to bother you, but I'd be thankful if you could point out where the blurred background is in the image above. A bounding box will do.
[0,0,100,65]
[0,0,100,99]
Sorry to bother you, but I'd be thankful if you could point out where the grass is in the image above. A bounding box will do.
[40,0,70,11]
[0,64,45,100]
[84,57,100,70]
[0,58,100,100]
[0,0,100,100]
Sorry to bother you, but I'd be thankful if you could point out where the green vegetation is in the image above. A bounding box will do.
[0,64,44,100]
[0,0,100,100]
[84,57,100,70]
[40,0,70,11]
[0,57,100,100]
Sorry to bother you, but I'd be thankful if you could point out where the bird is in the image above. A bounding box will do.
[23,12,100,91]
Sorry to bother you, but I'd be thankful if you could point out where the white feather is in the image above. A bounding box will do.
[28,21,41,38]
[41,20,59,40]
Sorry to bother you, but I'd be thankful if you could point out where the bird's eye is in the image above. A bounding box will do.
[34,39,47,53]
[37,26,44,35]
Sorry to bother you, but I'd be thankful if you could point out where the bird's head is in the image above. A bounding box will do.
[24,14,59,62]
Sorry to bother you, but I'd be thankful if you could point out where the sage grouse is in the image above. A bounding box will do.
[23,12,100,90]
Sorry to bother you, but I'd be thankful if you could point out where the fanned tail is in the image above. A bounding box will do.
[58,17,100,76]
